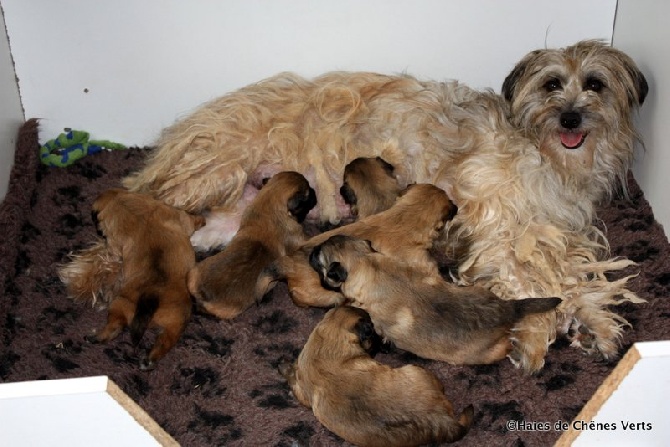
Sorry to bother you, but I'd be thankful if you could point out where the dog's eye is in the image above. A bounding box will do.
[543,78,562,92]
[584,77,604,93]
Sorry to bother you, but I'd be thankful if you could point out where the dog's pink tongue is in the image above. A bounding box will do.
[560,132,584,149]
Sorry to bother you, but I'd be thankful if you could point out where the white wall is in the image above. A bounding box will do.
[614,1,670,236]
[1,0,616,147]
[0,6,24,200]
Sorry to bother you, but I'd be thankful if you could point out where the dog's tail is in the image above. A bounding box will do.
[514,297,562,318]
[441,404,475,443]
[129,293,160,346]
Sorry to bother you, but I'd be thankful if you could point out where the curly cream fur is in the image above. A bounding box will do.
[65,40,647,373]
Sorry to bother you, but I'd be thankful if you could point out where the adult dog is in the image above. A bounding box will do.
[109,40,647,372]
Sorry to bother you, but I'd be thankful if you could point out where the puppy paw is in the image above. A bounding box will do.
[84,333,100,344]
[277,358,295,380]
[139,356,156,371]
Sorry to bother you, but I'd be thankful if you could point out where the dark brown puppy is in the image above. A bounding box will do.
[279,306,474,446]
[310,235,562,365]
[339,156,402,219]
[188,171,316,319]
[89,189,205,370]
[260,183,457,308]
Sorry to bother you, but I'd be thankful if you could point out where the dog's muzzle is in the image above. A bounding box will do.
[559,111,586,149]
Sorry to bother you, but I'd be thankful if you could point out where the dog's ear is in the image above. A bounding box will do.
[624,63,649,106]
[354,313,383,357]
[91,210,104,238]
[325,262,348,289]
[375,156,395,176]
[444,201,458,222]
[288,186,317,223]
[502,50,541,102]
[363,239,377,253]
[339,182,357,206]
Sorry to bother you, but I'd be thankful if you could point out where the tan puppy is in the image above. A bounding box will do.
[87,189,205,370]
[260,183,457,308]
[279,306,474,446]
[187,171,316,319]
[310,235,562,365]
[339,156,402,219]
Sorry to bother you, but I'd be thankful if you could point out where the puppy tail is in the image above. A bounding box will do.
[129,293,160,346]
[514,297,562,318]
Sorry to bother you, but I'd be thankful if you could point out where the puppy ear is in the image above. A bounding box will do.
[261,177,271,187]
[375,156,395,176]
[339,183,357,206]
[363,239,377,253]
[288,187,317,223]
[91,210,104,238]
[354,314,383,357]
[325,262,348,288]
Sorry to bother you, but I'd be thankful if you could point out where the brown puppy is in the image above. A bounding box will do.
[339,156,402,219]
[310,235,562,365]
[88,189,205,370]
[279,306,474,446]
[260,183,457,308]
[188,171,316,319]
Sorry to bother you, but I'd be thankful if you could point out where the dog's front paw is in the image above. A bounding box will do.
[84,333,100,344]
[139,355,156,371]
[567,317,620,361]
[567,318,596,351]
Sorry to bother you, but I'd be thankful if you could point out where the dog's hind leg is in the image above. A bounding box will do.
[140,297,191,370]
[89,296,136,343]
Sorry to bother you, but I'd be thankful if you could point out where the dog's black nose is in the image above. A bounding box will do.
[560,111,582,129]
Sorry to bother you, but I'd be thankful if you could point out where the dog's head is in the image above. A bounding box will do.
[396,183,458,234]
[340,157,400,218]
[261,171,317,223]
[320,306,384,357]
[502,40,648,201]
[309,235,375,290]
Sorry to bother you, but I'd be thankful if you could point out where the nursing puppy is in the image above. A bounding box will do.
[339,156,402,219]
[260,183,457,308]
[279,306,474,446]
[310,235,562,365]
[187,171,316,319]
[85,40,646,371]
[85,189,205,370]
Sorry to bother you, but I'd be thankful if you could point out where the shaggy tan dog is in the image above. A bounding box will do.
[64,189,204,370]
[188,171,316,319]
[279,306,474,446]
[63,40,647,373]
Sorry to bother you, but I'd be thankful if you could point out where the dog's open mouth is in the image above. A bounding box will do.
[560,132,586,150]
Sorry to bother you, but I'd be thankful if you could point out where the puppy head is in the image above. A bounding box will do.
[321,306,383,357]
[502,40,648,201]
[309,235,375,289]
[397,183,458,233]
[340,157,399,218]
[261,171,317,223]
